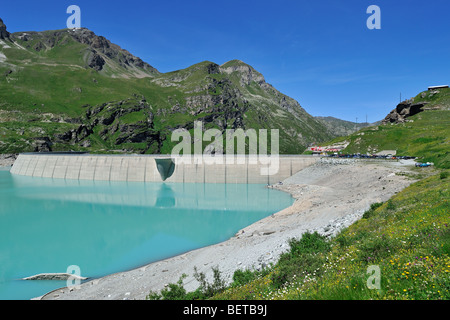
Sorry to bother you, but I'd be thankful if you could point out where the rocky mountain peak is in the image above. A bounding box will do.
[8,25,159,77]
[220,60,266,86]
[67,28,159,75]
[185,61,220,74]
[0,18,11,40]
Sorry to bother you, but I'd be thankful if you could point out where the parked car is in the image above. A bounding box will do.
[415,162,431,167]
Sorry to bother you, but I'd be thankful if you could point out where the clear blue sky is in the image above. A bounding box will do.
[2,0,450,122]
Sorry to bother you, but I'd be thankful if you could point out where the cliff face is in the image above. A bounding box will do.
[67,28,160,76]
[0,18,333,155]
[0,18,10,40]
[382,100,427,124]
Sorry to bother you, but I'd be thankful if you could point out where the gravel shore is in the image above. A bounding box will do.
[38,158,417,300]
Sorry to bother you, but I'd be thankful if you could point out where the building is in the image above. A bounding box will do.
[428,85,449,91]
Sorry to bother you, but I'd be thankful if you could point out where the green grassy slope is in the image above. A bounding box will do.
[322,89,450,169]
[315,116,375,138]
[0,32,159,116]
[0,29,333,154]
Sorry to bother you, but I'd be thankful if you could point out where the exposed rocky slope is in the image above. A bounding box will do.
[9,27,159,77]
[0,18,10,40]
[0,18,333,155]
[382,100,427,124]
[381,87,450,125]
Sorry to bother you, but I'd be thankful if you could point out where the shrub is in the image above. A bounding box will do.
[362,202,384,219]
[288,231,331,256]
[272,252,325,289]
[146,274,188,300]
[335,232,351,247]
[386,199,396,210]
[193,266,227,298]
[146,266,227,300]
[270,231,329,288]
[358,235,398,263]
[232,269,258,287]
[440,171,448,179]
[232,267,272,287]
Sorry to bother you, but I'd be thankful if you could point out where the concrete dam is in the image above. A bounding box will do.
[10,153,319,184]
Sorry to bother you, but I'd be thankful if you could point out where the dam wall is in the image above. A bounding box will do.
[10,153,319,184]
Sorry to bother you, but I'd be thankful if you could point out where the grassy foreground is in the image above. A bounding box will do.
[215,172,449,300]
[149,171,449,300]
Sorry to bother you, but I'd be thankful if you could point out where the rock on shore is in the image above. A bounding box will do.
[0,154,17,167]
[23,273,87,281]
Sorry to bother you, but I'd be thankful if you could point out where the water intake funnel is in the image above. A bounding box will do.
[155,158,176,181]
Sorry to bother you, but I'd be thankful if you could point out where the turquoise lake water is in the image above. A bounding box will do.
[0,169,293,300]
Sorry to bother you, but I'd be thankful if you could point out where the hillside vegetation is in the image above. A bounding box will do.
[315,116,376,138]
[0,21,332,155]
[324,88,450,169]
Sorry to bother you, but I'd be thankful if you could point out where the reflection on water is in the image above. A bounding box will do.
[156,184,176,208]
[0,170,293,300]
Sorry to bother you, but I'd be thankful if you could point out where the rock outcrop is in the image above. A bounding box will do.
[0,18,10,40]
[86,49,106,71]
[23,273,87,281]
[0,154,17,167]
[68,28,159,75]
[382,100,427,124]
[52,96,163,153]
[32,137,53,152]
[220,60,266,86]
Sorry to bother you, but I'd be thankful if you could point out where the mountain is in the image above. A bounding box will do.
[5,24,159,77]
[323,88,450,168]
[315,116,378,138]
[0,18,333,155]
